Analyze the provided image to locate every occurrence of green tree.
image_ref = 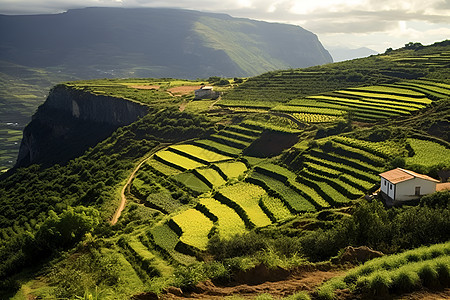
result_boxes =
[35,206,100,249]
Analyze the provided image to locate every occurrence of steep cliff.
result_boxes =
[16,85,149,167]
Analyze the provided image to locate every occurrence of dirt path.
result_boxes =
[111,144,169,225]
[159,269,346,299]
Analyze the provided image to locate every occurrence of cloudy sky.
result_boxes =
[1,0,449,53]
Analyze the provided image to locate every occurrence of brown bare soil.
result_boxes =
[395,288,450,300]
[158,267,346,299]
[168,85,202,96]
[131,85,160,90]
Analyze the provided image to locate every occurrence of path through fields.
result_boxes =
[111,143,169,225]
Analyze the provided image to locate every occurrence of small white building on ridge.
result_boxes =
[194,86,220,100]
[379,168,440,202]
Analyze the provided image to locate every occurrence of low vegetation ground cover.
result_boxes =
[406,138,450,167]
[316,241,450,299]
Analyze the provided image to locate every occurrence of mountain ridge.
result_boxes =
[0,7,332,78]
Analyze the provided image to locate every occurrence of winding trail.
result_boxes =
[111,143,169,225]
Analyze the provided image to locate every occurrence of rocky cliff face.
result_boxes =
[16,85,149,167]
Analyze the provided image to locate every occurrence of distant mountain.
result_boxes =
[327,46,378,62]
[0,7,332,78]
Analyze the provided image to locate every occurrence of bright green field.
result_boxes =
[169,144,233,163]
[171,209,214,250]
[171,172,210,193]
[214,161,247,179]
[196,168,226,188]
[406,139,450,167]
[198,197,247,238]
[218,182,272,228]
[154,150,205,170]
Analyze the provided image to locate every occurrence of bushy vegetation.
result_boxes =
[316,241,450,299]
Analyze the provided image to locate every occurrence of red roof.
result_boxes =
[379,168,439,184]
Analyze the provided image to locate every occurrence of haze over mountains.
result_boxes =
[0,7,332,79]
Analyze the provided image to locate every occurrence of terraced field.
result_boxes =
[196,197,247,238]
[171,208,214,250]
[216,182,272,228]
[272,80,445,123]
[406,138,450,167]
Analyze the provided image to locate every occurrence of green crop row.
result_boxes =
[247,172,316,212]
[322,140,386,167]
[196,197,247,239]
[154,150,205,171]
[193,139,242,157]
[309,149,383,173]
[171,208,214,251]
[346,84,426,97]
[335,90,433,104]
[255,163,297,182]
[300,169,362,199]
[311,95,420,113]
[303,154,379,182]
[209,134,250,149]
[286,178,330,209]
[171,172,210,194]
[240,119,302,134]
[216,100,278,109]
[169,144,233,164]
[212,161,247,180]
[332,136,407,159]
[216,182,272,228]
[194,168,227,188]
[316,98,404,118]
[218,130,256,143]
[304,161,341,178]
[146,159,182,176]
[293,113,343,123]
[308,176,350,205]
[272,105,347,116]
[226,125,262,137]
[259,194,294,223]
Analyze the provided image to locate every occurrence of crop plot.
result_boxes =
[197,197,247,238]
[154,150,205,171]
[213,161,247,179]
[406,138,450,167]
[149,223,197,265]
[171,208,214,250]
[168,144,233,164]
[195,168,226,188]
[171,172,210,194]
[217,182,272,228]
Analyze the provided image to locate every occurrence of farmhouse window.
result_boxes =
[384,180,386,186]
[415,186,421,196]
[390,183,392,190]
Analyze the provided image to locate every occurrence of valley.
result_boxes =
[0,41,449,299]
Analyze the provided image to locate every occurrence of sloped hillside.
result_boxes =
[1,41,449,299]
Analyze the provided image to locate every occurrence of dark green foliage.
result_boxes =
[35,206,100,250]
[207,232,269,260]
[420,191,450,208]
[299,199,450,261]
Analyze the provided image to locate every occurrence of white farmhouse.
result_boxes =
[379,168,439,202]
[194,86,220,100]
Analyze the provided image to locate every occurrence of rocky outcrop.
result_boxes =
[16,85,149,167]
